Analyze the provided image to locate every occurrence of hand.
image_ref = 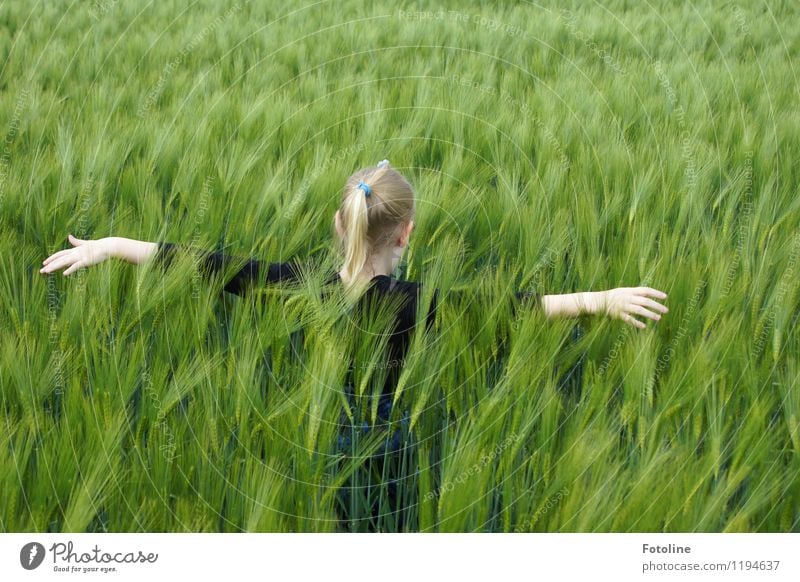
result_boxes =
[40,234,114,276]
[600,287,668,329]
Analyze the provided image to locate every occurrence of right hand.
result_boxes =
[40,234,114,276]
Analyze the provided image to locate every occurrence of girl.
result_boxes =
[39,161,668,326]
[40,160,668,530]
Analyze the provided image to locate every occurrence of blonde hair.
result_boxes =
[337,162,415,293]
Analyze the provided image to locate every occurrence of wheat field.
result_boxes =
[0,0,798,532]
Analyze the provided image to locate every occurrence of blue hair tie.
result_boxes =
[357,180,372,197]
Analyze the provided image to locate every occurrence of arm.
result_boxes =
[540,287,668,329]
[109,237,159,265]
[40,234,299,296]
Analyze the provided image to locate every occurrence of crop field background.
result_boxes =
[0,0,798,532]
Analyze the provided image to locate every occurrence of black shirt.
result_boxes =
[154,241,540,414]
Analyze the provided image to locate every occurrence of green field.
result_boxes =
[1,0,799,532]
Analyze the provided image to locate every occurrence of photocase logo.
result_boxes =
[20,542,45,570]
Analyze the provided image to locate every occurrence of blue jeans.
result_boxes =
[334,390,415,531]
[336,393,411,456]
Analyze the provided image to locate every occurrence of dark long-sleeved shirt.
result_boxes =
[154,241,540,412]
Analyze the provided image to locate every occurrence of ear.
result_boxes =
[398,219,414,247]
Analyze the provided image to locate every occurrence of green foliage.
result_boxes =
[0,0,798,532]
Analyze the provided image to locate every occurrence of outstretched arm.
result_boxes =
[541,287,668,329]
[40,234,299,296]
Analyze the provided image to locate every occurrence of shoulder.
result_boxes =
[384,276,423,294]
[370,275,432,300]
[372,276,438,329]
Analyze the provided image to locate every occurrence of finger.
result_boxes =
[62,260,85,276]
[631,296,669,314]
[626,304,661,322]
[40,255,77,274]
[42,248,71,266]
[636,287,667,300]
[621,312,646,329]
[68,234,86,246]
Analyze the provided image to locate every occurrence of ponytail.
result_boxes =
[341,185,370,289]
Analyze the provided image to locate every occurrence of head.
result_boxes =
[333,161,415,289]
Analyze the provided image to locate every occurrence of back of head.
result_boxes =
[337,162,415,292]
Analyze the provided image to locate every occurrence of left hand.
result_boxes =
[600,287,669,329]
